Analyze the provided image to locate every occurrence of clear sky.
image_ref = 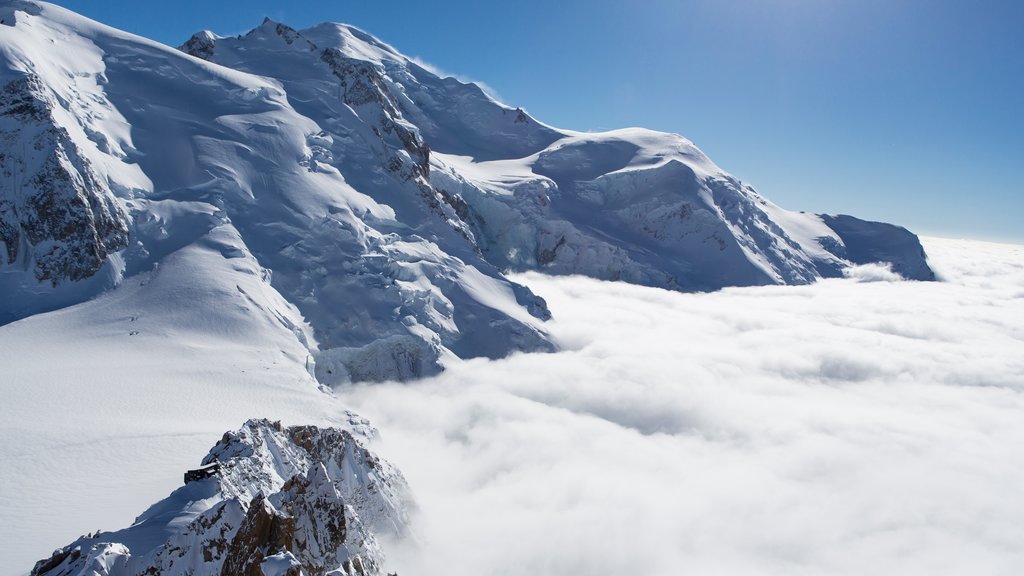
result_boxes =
[50,0,1023,242]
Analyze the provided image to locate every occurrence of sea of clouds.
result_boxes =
[338,237,1024,576]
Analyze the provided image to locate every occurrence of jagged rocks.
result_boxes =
[137,498,247,575]
[319,48,430,180]
[31,419,411,576]
[0,73,128,286]
[180,30,217,60]
[220,493,296,576]
[32,543,130,576]
[257,18,304,46]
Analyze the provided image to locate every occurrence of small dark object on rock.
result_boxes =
[183,462,221,484]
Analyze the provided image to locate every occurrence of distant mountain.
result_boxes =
[0,0,932,387]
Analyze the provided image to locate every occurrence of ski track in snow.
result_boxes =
[2,236,1023,575]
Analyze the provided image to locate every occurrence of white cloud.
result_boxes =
[842,262,904,282]
[339,237,1024,576]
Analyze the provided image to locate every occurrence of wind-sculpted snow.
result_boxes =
[0,2,552,382]
[434,130,920,291]
[192,19,910,293]
[0,1,933,383]
[31,419,411,576]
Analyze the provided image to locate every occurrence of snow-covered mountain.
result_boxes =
[30,419,411,576]
[0,1,932,384]
[0,2,945,573]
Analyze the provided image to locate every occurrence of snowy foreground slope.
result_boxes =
[0,1,932,384]
[30,419,410,576]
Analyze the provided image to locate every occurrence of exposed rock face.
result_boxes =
[180,30,217,60]
[320,47,430,179]
[31,419,411,576]
[821,214,936,281]
[219,493,296,576]
[0,73,128,285]
[0,5,555,383]
[144,499,247,574]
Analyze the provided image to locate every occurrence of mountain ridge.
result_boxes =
[2,3,938,574]
[0,1,933,387]
[30,419,412,576]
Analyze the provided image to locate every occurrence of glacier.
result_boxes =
[0,2,951,574]
[0,1,931,384]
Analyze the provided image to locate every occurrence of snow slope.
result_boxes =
[0,1,932,386]
[193,17,933,291]
[0,2,552,385]
[30,419,410,576]
[0,240,356,573]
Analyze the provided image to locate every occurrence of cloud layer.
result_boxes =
[338,237,1024,576]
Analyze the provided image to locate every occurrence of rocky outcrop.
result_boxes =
[219,493,296,576]
[320,47,430,182]
[0,73,128,285]
[180,30,217,60]
[820,214,936,281]
[31,419,411,576]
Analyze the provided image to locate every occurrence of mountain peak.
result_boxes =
[30,419,411,576]
[1,1,933,379]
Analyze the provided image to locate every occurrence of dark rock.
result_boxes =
[0,74,129,286]
[179,30,216,60]
[220,493,296,576]
[820,214,935,281]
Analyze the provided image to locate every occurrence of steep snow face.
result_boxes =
[0,74,128,287]
[30,419,411,576]
[0,2,933,379]
[0,18,136,322]
[194,19,564,162]
[0,2,553,382]
[821,214,935,281]
[432,129,921,291]
[190,18,929,292]
[452,129,935,289]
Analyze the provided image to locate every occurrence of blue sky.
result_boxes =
[53,0,1023,242]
